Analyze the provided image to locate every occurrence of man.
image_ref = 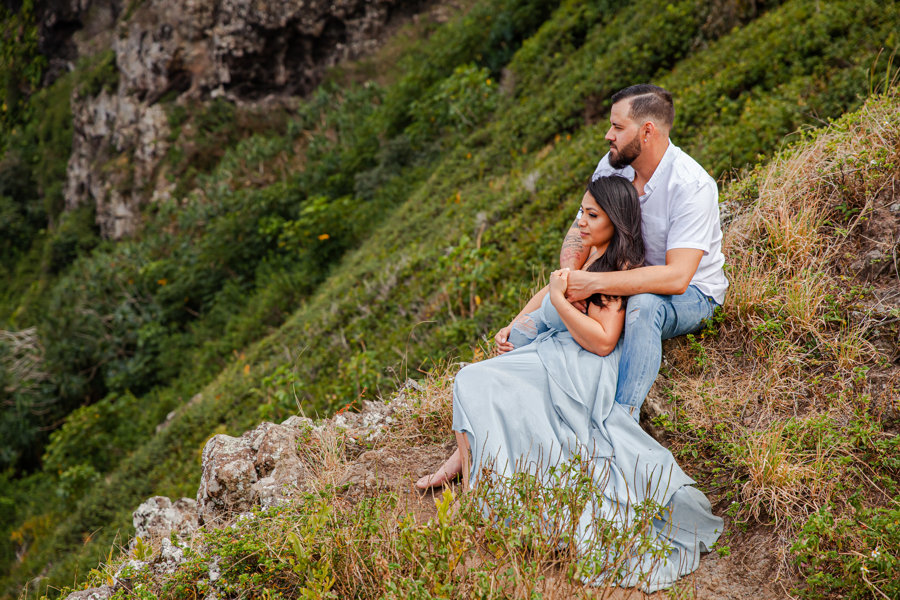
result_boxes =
[558,84,727,419]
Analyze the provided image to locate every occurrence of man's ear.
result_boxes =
[641,121,655,143]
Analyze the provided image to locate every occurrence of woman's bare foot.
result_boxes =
[415,447,463,489]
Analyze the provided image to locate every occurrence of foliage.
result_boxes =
[407,64,499,142]
[75,50,118,98]
[792,503,900,600]
[165,98,289,198]
[0,63,75,266]
[654,93,900,597]
[1,0,899,597]
[71,455,682,599]
[0,0,45,145]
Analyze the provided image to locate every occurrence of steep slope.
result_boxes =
[54,92,900,598]
[1,0,898,597]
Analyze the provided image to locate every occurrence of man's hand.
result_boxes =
[564,270,601,302]
[494,325,514,354]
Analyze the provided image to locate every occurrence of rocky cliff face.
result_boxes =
[33,0,426,238]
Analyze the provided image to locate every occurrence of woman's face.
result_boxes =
[577,190,615,251]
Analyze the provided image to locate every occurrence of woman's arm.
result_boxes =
[549,270,624,356]
[494,285,550,353]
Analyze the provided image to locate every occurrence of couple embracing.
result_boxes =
[416,84,727,591]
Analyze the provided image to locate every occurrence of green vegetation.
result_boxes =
[0,0,45,140]
[1,0,898,597]
[793,504,900,599]
[82,471,672,599]
[52,377,712,598]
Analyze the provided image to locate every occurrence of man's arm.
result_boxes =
[560,223,591,270]
[564,248,704,301]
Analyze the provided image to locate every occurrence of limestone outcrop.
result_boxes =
[132,496,199,544]
[196,419,309,524]
[47,0,427,238]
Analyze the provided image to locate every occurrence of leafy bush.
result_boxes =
[42,392,163,477]
[42,206,100,274]
[408,64,499,141]
[0,154,41,258]
[0,0,45,142]
[793,504,900,599]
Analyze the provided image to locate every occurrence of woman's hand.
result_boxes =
[549,268,570,298]
[494,324,514,354]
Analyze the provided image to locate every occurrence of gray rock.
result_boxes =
[64,585,112,600]
[251,476,283,509]
[113,559,148,590]
[208,555,222,582]
[639,381,670,442]
[155,538,186,574]
[196,421,307,524]
[114,559,147,578]
[64,88,170,239]
[59,0,425,239]
[132,496,199,543]
[196,433,258,524]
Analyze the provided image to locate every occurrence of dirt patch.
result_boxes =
[688,523,796,600]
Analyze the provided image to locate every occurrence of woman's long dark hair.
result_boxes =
[583,175,645,309]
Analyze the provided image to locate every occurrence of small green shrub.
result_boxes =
[407,64,499,143]
[793,503,900,599]
[43,206,100,274]
[75,50,118,98]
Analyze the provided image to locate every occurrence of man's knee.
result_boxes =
[624,293,666,329]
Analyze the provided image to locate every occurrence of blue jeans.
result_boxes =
[614,286,717,419]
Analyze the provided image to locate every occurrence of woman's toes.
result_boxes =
[415,473,437,489]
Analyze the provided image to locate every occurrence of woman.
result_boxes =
[416,175,722,591]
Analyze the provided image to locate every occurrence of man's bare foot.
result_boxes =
[415,447,463,489]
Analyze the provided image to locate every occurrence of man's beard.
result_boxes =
[609,135,641,169]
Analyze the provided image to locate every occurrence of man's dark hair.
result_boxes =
[610,84,674,130]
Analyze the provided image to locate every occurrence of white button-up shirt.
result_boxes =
[591,141,728,304]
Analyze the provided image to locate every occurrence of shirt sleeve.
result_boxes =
[666,179,718,255]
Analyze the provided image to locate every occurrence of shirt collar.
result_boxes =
[643,139,676,196]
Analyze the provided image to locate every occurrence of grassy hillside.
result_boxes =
[1,0,898,596]
[51,93,900,598]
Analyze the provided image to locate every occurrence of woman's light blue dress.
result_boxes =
[453,294,722,592]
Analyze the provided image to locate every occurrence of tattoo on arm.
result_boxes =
[560,226,589,269]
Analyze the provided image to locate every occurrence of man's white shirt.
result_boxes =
[591,141,728,304]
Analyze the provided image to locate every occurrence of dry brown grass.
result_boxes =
[734,422,838,527]
[111,95,898,600]
[660,92,900,535]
